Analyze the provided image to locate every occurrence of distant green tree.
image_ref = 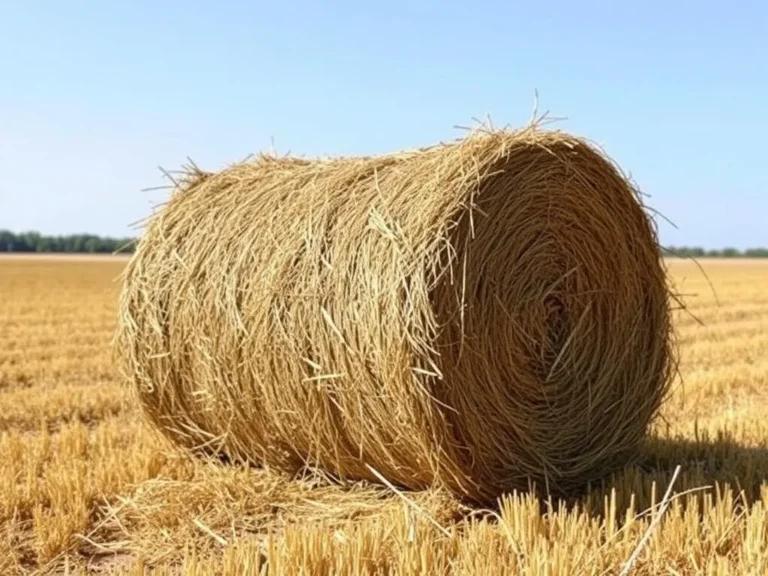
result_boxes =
[20,231,39,252]
[50,236,65,252]
[35,237,51,252]
[0,230,13,251]
[71,235,86,252]
[83,237,100,253]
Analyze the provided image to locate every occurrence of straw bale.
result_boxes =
[117,125,673,501]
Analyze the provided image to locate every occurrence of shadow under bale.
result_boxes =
[116,125,674,503]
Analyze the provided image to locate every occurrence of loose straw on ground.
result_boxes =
[619,464,682,575]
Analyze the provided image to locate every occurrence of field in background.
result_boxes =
[1,257,768,575]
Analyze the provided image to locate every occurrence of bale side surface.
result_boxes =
[117,127,673,501]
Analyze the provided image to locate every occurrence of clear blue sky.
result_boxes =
[1,1,765,248]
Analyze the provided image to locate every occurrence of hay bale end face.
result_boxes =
[117,127,673,502]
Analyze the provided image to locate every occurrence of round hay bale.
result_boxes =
[117,126,673,502]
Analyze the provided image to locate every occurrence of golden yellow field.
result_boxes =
[2,255,768,575]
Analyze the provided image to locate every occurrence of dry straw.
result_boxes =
[116,123,674,502]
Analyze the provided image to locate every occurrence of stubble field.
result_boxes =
[1,255,767,575]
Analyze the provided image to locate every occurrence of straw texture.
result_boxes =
[116,126,673,502]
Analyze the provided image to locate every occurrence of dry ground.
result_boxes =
[1,256,767,575]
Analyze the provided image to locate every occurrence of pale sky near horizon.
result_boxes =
[1,1,765,248]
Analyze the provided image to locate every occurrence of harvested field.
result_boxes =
[2,256,768,574]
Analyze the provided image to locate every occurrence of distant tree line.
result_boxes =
[0,229,765,257]
[0,230,136,254]
[664,246,768,258]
